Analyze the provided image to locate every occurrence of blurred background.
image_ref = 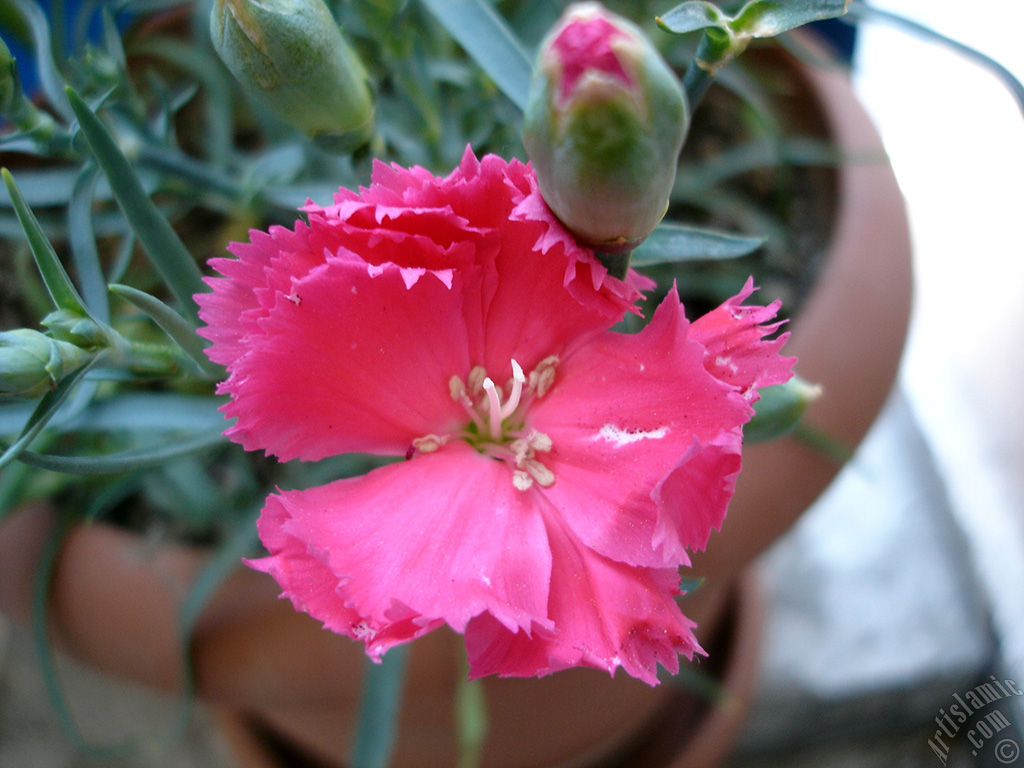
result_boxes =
[730,0,1024,764]
[1,0,1022,766]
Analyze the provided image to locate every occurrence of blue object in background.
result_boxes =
[1,0,112,98]
[811,17,859,65]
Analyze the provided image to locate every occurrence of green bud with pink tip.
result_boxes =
[522,2,688,254]
[211,0,374,148]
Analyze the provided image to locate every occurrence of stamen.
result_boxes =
[530,430,553,453]
[528,356,559,398]
[525,459,555,487]
[467,366,488,395]
[449,375,466,401]
[512,470,534,491]
[412,434,447,453]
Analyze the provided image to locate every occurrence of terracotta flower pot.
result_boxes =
[0,31,911,768]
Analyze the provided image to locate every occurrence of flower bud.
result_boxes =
[744,375,822,443]
[0,329,91,399]
[211,0,374,147]
[522,2,688,253]
[41,308,108,347]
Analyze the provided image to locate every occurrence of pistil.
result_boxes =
[482,360,526,440]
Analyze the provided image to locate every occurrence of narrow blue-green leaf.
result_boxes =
[0,359,97,472]
[0,166,97,208]
[109,284,221,378]
[66,87,207,324]
[350,647,410,768]
[2,168,88,315]
[7,0,73,120]
[68,163,111,323]
[4,428,226,475]
[0,393,226,436]
[418,0,532,112]
[631,223,765,266]
[100,5,128,73]
[846,0,1024,118]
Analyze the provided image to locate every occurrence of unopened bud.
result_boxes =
[744,376,822,443]
[0,329,91,399]
[211,0,374,147]
[42,308,107,347]
[523,2,688,253]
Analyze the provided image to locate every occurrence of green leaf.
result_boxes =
[2,168,89,315]
[109,284,221,378]
[657,1,728,36]
[4,428,226,475]
[418,0,532,112]
[631,223,765,267]
[659,0,849,39]
[68,163,111,323]
[732,0,850,38]
[66,87,207,325]
[350,647,410,768]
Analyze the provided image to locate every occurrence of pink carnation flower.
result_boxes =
[197,149,794,685]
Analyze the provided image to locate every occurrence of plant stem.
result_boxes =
[683,60,715,114]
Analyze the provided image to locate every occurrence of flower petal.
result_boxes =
[219,256,472,461]
[247,494,443,660]
[688,278,795,399]
[249,441,554,660]
[529,290,751,568]
[465,507,700,685]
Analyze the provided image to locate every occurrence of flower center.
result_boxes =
[412,357,559,492]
